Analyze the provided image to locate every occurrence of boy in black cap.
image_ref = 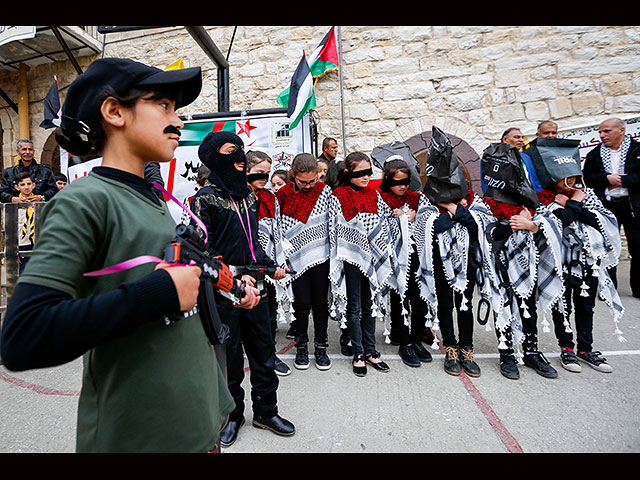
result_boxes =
[0,58,259,453]
[192,130,294,448]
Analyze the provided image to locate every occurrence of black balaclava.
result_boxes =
[198,131,251,198]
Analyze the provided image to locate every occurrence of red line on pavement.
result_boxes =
[434,336,524,453]
[244,340,296,372]
[0,371,80,397]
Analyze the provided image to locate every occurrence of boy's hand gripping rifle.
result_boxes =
[163,223,245,346]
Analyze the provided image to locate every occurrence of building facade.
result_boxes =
[1,25,639,177]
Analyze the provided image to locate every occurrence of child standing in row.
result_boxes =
[529,138,625,374]
[378,160,433,367]
[482,142,564,380]
[246,150,291,377]
[275,153,333,371]
[329,152,397,377]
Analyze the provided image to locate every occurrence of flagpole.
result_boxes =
[338,26,347,157]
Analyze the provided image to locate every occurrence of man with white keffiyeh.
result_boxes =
[583,117,640,299]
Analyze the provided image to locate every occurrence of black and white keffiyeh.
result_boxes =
[275,184,333,316]
[413,194,491,341]
[549,188,626,342]
[256,196,292,322]
[479,201,566,352]
[601,134,631,175]
[328,190,398,330]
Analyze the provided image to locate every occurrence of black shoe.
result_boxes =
[499,353,520,380]
[294,343,310,370]
[314,344,332,371]
[353,354,367,377]
[459,347,481,377]
[523,351,558,378]
[412,341,433,363]
[274,356,291,376]
[444,346,461,376]
[252,414,295,437]
[220,417,245,447]
[577,350,613,373]
[365,351,390,372]
[399,345,421,368]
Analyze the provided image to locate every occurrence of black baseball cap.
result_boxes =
[60,57,202,143]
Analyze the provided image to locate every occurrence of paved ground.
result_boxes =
[1,260,638,453]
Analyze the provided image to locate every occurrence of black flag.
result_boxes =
[40,77,61,129]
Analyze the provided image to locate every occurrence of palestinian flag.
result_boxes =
[277,26,338,111]
[308,26,339,79]
[281,53,316,130]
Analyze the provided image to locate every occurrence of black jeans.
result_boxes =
[344,262,376,357]
[433,247,476,349]
[604,197,640,296]
[217,297,279,422]
[494,294,539,354]
[389,250,428,346]
[291,261,330,345]
[551,271,598,353]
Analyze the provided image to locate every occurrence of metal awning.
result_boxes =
[0,26,103,73]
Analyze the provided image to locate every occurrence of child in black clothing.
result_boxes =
[378,160,433,367]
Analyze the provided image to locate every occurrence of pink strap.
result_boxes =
[83,183,206,277]
[83,255,193,277]
[152,182,208,245]
[230,196,257,262]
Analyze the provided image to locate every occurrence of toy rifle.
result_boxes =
[163,223,246,348]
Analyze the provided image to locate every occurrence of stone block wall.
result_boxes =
[2,25,639,166]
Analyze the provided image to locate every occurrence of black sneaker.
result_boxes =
[399,345,421,368]
[459,347,481,377]
[499,353,520,380]
[314,344,332,371]
[412,341,433,363]
[523,351,558,378]
[294,344,310,370]
[559,347,582,373]
[274,356,291,376]
[444,346,461,376]
[577,350,612,373]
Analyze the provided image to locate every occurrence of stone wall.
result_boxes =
[2,25,639,166]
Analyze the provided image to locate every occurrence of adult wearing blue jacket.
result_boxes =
[481,127,543,194]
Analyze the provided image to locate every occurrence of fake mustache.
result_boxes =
[164,125,181,137]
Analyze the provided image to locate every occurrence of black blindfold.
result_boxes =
[346,168,373,179]
[247,172,270,182]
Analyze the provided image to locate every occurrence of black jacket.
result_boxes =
[583,137,640,211]
[190,183,275,269]
[0,160,58,202]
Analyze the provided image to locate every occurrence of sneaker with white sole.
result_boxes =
[560,347,582,373]
[274,356,291,376]
[294,344,310,370]
[577,350,612,373]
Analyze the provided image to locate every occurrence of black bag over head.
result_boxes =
[527,137,583,189]
[371,141,422,191]
[482,142,539,209]
[423,126,468,204]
